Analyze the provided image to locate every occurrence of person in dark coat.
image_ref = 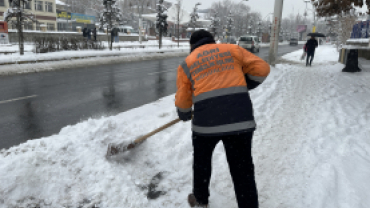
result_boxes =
[87,28,91,40]
[305,36,318,66]
[82,27,88,39]
[92,28,97,41]
[110,28,115,43]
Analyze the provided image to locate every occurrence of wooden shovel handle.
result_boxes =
[133,118,182,145]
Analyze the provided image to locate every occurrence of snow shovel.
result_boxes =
[106,118,181,157]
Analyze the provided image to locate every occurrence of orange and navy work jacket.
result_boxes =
[175,43,270,136]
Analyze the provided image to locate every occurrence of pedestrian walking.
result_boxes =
[82,27,88,40]
[114,28,119,43]
[93,28,97,41]
[305,36,318,66]
[110,28,115,43]
[175,30,270,208]
[87,28,91,40]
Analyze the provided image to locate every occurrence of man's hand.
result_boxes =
[177,109,192,122]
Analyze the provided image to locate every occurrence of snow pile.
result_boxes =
[281,44,339,64]
[55,0,66,5]
[0,44,34,53]
[0,47,188,65]
[347,39,370,44]
[1,49,370,207]
[103,40,190,47]
[0,51,188,76]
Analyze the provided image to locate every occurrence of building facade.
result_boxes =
[122,0,172,14]
[0,0,57,31]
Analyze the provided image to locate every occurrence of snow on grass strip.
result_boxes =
[0,51,189,76]
[0,47,189,65]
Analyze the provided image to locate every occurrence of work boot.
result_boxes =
[188,194,208,208]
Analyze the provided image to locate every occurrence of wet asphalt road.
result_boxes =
[0,44,302,149]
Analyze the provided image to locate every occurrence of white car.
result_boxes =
[238,36,260,53]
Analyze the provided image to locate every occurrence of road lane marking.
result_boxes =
[148,70,174,75]
[0,95,38,105]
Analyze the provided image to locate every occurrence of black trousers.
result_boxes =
[192,131,258,208]
[306,51,315,65]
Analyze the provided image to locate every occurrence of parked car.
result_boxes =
[221,36,237,44]
[289,38,298,45]
[238,36,260,53]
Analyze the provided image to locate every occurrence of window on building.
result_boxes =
[35,1,43,11]
[24,1,32,9]
[36,22,44,30]
[47,23,55,31]
[0,0,5,7]
[25,22,33,30]
[45,2,53,12]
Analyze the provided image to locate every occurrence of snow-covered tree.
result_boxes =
[208,0,259,38]
[4,0,38,55]
[311,0,370,17]
[189,3,201,31]
[99,0,124,50]
[312,0,366,49]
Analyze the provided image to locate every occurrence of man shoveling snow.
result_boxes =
[175,30,270,208]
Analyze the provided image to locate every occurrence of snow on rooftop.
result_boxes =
[56,0,66,6]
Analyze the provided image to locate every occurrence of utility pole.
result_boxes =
[268,0,284,66]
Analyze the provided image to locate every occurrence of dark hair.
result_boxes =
[190,30,215,45]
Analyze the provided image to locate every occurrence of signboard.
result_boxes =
[0,21,9,44]
[57,10,71,20]
[71,13,96,24]
[297,25,307,33]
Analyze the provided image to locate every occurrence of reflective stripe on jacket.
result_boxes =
[175,43,270,136]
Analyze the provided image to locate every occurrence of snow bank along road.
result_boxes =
[1,45,369,208]
[0,45,303,149]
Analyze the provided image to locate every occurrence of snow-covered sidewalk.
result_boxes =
[1,46,370,208]
[281,44,339,64]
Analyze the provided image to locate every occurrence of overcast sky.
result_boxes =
[167,0,312,19]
